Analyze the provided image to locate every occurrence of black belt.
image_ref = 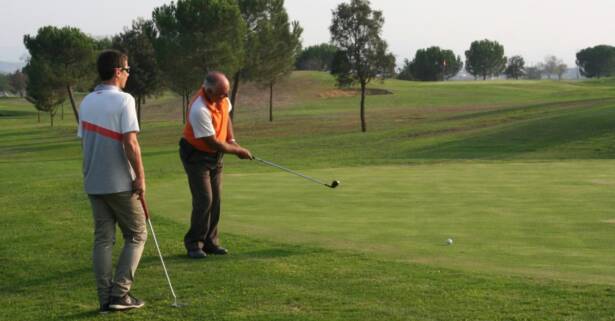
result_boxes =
[179,138,221,163]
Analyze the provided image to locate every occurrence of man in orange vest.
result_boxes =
[179,71,252,259]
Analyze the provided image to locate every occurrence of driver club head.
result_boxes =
[327,180,340,188]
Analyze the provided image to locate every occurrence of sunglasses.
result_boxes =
[117,66,131,73]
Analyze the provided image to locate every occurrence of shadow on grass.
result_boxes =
[140,246,313,267]
[0,267,92,295]
[0,109,35,118]
[406,103,615,160]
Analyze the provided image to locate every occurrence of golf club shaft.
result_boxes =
[254,156,326,186]
[140,198,178,304]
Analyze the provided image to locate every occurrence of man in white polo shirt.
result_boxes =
[78,50,147,313]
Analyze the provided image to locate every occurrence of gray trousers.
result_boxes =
[89,192,147,306]
[180,143,223,252]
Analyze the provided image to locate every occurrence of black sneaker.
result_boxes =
[109,293,145,310]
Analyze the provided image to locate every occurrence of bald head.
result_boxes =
[203,71,230,102]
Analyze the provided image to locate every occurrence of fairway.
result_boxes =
[208,162,615,284]
[3,73,615,320]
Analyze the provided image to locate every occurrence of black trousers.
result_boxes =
[179,139,224,252]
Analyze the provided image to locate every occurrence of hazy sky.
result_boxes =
[1,0,614,66]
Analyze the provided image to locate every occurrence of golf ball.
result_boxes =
[446,238,453,245]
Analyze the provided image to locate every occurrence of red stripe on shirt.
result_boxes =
[82,121,123,141]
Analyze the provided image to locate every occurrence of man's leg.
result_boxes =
[89,195,116,308]
[204,165,223,251]
[105,192,147,299]
[182,161,214,252]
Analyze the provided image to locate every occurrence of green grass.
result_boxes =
[2,74,615,320]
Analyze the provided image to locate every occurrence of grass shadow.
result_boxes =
[407,103,615,160]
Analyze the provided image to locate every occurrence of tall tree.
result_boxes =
[330,0,393,132]
[113,18,164,125]
[504,55,525,80]
[465,39,506,80]
[153,0,245,123]
[23,57,66,127]
[23,26,96,124]
[295,43,338,71]
[576,45,615,78]
[399,46,462,81]
[252,0,302,122]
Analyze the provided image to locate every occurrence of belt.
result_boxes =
[180,138,220,158]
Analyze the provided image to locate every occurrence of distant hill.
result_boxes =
[0,61,25,74]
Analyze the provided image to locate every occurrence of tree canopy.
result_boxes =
[23,26,96,123]
[399,46,462,81]
[504,55,525,80]
[153,0,246,123]
[576,45,615,78]
[23,57,66,127]
[465,39,506,80]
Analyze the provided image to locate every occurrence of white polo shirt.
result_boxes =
[78,84,139,194]
[188,96,233,138]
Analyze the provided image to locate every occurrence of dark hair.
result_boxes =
[97,50,128,81]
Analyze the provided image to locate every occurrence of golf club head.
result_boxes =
[327,180,340,188]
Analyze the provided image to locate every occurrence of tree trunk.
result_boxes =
[66,85,79,124]
[360,82,367,132]
[50,111,54,128]
[269,81,274,122]
[37,111,40,123]
[230,71,241,120]
[61,103,64,120]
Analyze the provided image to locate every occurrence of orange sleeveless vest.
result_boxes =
[183,88,229,153]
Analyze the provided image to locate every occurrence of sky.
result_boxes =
[1,0,614,66]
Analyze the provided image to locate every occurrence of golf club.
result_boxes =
[253,156,340,189]
[139,197,185,308]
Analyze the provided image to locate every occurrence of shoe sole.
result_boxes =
[109,303,145,310]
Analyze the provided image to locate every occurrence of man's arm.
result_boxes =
[202,130,252,160]
[123,132,146,197]
[226,116,236,144]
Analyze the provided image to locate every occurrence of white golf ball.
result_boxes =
[446,238,453,245]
